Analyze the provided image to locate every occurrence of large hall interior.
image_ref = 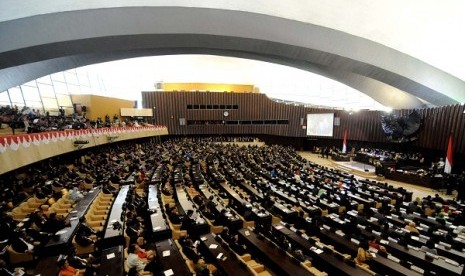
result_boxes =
[1,1,465,276]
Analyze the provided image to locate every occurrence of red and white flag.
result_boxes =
[444,134,453,174]
[342,130,347,154]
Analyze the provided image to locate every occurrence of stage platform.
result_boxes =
[331,159,382,180]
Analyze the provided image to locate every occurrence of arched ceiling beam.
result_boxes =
[0,7,463,108]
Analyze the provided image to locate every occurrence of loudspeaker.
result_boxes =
[300,118,304,125]
[334,117,340,126]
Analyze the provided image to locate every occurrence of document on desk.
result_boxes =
[106,253,115,259]
[445,258,460,266]
[201,236,208,241]
[411,265,424,274]
[162,250,170,257]
[55,229,67,235]
[209,244,218,249]
[164,269,174,276]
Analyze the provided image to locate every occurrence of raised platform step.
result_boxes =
[331,160,377,179]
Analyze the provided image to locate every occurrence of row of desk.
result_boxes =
[102,185,129,249]
[147,185,171,241]
[199,184,243,231]
[272,224,369,276]
[237,228,311,276]
[199,233,251,276]
[324,211,464,275]
[218,181,272,225]
[43,187,101,256]
[174,183,210,235]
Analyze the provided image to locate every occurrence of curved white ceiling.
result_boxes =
[1,0,464,108]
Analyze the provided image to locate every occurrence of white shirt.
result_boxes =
[126,253,145,271]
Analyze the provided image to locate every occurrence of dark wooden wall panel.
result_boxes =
[142,92,465,154]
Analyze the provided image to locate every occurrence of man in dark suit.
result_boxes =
[10,230,34,254]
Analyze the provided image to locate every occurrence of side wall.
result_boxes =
[143,92,465,154]
[71,94,135,120]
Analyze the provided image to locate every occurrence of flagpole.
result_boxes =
[444,133,453,174]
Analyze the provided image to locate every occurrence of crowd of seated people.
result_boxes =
[357,147,424,163]
[2,137,465,275]
[0,104,156,135]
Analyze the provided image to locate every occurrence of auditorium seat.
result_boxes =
[238,253,271,276]
[56,198,73,209]
[85,214,105,225]
[49,205,69,216]
[19,202,36,213]
[7,245,34,264]
[300,260,328,276]
[9,207,28,221]
[72,236,95,255]
[86,211,105,221]
[185,260,197,275]
[85,220,103,232]
[26,197,46,209]
[168,220,187,240]
[82,182,94,191]
[356,263,376,275]
[88,208,108,219]
[271,215,281,225]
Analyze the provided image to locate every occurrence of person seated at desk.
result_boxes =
[408,201,423,214]
[161,182,174,196]
[437,158,445,172]
[101,181,117,195]
[42,212,70,234]
[57,258,79,276]
[126,213,144,241]
[368,236,387,253]
[75,226,96,247]
[68,186,84,202]
[213,209,228,226]
[294,249,311,262]
[181,239,199,261]
[192,255,217,276]
[405,221,420,235]
[0,214,15,241]
[242,206,253,221]
[432,194,445,204]
[126,244,160,275]
[0,256,20,276]
[181,210,196,233]
[355,240,373,266]
[168,207,182,224]
[421,239,438,255]
[66,247,100,276]
[10,229,35,254]
[436,212,446,226]
[135,236,155,260]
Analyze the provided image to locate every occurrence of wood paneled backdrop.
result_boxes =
[142,92,465,154]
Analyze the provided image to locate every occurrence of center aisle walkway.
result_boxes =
[297,151,455,202]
